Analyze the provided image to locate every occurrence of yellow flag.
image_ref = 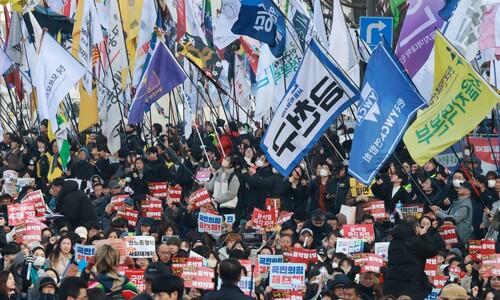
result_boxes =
[71,0,85,57]
[403,31,500,165]
[127,0,143,77]
[78,81,99,132]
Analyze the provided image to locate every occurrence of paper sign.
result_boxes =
[116,209,139,227]
[425,256,438,277]
[258,255,284,277]
[482,254,500,277]
[148,182,168,198]
[283,248,318,265]
[182,266,215,278]
[336,238,364,255]
[17,178,35,189]
[94,239,126,263]
[269,263,306,290]
[13,218,47,244]
[126,269,145,293]
[141,198,163,220]
[401,204,424,219]
[251,208,277,230]
[198,212,222,236]
[185,277,215,290]
[110,195,129,211]
[172,257,204,276]
[190,188,212,209]
[266,198,281,220]
[21,190,47,221]
[353,253,384,273]
[340,205,356,224]
[276,212,294,226]
[75,244,96,262]
[480,240,496,260]
[374,242,389,261]
[343,224,375,240]
[123,236,156,258]
[195,169,212,182]
[8,203,36,226]
[349,178,374,197]
[167,185,183,204]
[439,225,458,245]
[362,200,386,220]
[224,214,236,225]
[3,170,18,184]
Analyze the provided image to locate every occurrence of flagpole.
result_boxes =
[482,120,500,175]
[450,146,482,199]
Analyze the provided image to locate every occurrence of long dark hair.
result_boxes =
[0,271,18,295]
[48,237,74,265]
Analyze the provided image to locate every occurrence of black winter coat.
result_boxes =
[203,283,252,300]
[383,223,438,299]
[56,180,98,228]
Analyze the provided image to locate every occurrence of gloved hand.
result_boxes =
[85,256,96,272]
[21,278,31,293]
[124,256,135,269]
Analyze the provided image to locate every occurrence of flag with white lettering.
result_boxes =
[261,39,360,176]
[349,40,426,185]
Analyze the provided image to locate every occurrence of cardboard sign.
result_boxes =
[401,204,424,219]
[343,224,375,240]
[123,236,156,258]
[251,208,277,230]
[172,257,204,276]
[20,190,47,221]
[110,195,129,211]
[198,212,222,236]
[190,188,212,209]
[269,263,306,290]
[482,254,500,277]
[125,269,145,293]
[141,198,163,220]
[283,248,318,265]
[374,242,389,261]
[336,238,364,255]
[116,209,139,227]
[276,212,294,226]
[350,178,374,197]
[258,255,284,277]
[195,169,212,182]
[340,204,356,224]
[353,253,384,273]
[14,218,47,244]
[167,185,183,204]
[148,182,168,198]
[439,225,458,245]
[8,203,36,226]
[425,256,439,277]
[362,200,386,220]
[75,244,96,262]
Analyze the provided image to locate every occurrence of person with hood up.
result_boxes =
[68,147,95,180]
[83,244,138,298]
[55,179,98,229]
[383,216,438,299]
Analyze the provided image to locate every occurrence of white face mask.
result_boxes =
[464,149,471,156]
[300,163,306,169]
[207,258,217,268]
[255,160,264,167]
[320,169,329,177]
[488,180,496,188]
[453,179,465,188]
[33,256,45,267]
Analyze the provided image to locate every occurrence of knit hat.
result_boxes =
[165,237,181,247]
[39,277,58,292]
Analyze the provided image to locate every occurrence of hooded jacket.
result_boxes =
[56,180,98,228]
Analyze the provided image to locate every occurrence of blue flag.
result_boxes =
[128,43,187,125]
[231,0,286,57]
[348,40,426,185]
[438,0,459,21]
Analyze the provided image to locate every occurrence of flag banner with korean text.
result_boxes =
[348,40,426,185]
[128,43,187,124]
[231,0,286,57]
[261,39,360,176]
[403,31,500,166]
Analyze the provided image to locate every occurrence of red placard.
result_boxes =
[13,218,47,244]
[343,224,375,240]
[429,276,448,289]
[182,266,215,278]
[362,200,386,220]
[272,290,303,300]
[276,212,294,226]
[171,257,204,276]
[439,225,459,245]
[481,240,496,259]
[148,182,168,198]
[190,188,212,209]
[424,256,438,277]
[469,240,482,260]
[282,247,318,265]
[125,269,145,293]
[482,254,500,277]
[20,190,47,222]
[353,253,384,273]
[8,203,36,226]
[116,209,139,227]
[184,278,215,290]
[266,198,281,220]
[110,195,129,211]
[167,185,182,204]
[141,198,163,220]
[251,208,276,231]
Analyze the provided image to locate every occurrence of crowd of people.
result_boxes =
[0,118,498,300]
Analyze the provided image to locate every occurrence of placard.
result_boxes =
[167,185,183,204]
[272,290,303,300]
[20,190,47,222]
[110,195,129,211]
[75,244,96,262]
[283,248,318,265]
[374,242,389,261]
[482,254,500,277]
[172,257,204,276]
[349,178,374,197]
[13,218,47,244]
[336,238,364,255]
[8,203,36,226]
[148,182,168,198]
[276,212,294,226]
[362,200,386,220]
[116,209,139,227]
[190,188,212,209]
[17,178,35,189]
[141,198,163,220]
[425,256,438,277]
[182,266,215,278]
[224,214,236,226]
[269,263,306,290]
[3,170,18,184]
[401,204,424,219]
[195,169,212,182]
[185,277,215,290]
[266,197,281,220]
[123,236,156,258]
[439,225,458,245]
[343,224,375,240]
[352,253,384,273]
[94,239,126,263]
[125,269,145,293]
[340,205,356,224]
[198,212,222,236]
[258,255,284,277]
[251,208,276,231]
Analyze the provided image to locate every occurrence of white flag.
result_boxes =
[35,34,85,131]
[213,0,241,49]
[132,0,157,87]
[313,0,328,47]
[79,0,104,95]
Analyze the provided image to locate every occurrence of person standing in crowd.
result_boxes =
[2,136,24,172]
[371,169,409,213]
[0,271,18,300]
[324,162,351,215]
[151,274,184,300]
[203,156,240,215]
[58,277,88,300]
[384,216,438,299]
[55,180,98,230]
[203,258,252,300]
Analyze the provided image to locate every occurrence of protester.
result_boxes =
[203,258,253,300]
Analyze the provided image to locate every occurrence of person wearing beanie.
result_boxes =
[165,237,181,257]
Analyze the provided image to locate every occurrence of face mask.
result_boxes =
[255,160,264,167]
[300,163,306,169]
[453,179,464,188]
[320,169,328,177]
[33,256,45,267]
[207,258,217,268]
[331,262,338,268]
[38,148,45,152]
[464,149,471,156]
[488,180,496,188]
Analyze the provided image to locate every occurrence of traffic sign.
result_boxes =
[360,17,393,50]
